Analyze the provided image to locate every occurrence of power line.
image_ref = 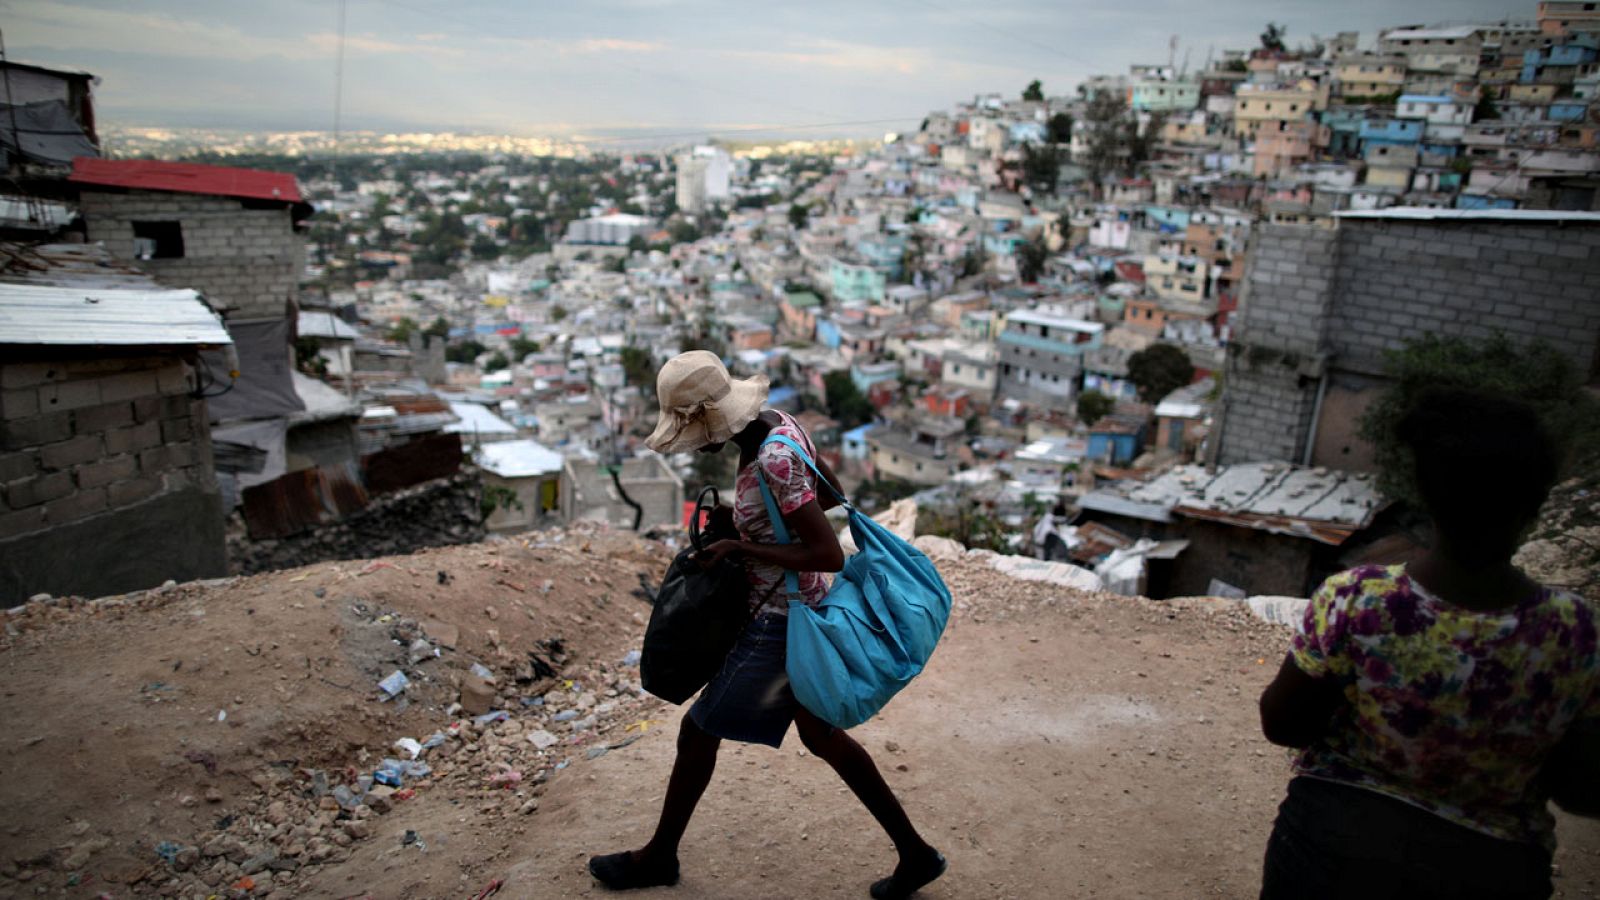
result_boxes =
[575,117,920,146]
[898,0,1082,68]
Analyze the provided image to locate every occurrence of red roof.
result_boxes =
[69,157,304,204]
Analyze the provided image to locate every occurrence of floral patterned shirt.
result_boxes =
[1290,564,1599,847]
[732,410,830,615]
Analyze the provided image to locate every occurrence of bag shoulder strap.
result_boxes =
[758,433,849,507]
[754,464,804,604]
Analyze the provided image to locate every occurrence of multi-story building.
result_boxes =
[1539,1,1600,37]
[1335,56,1408,98]
[1233,82,1330,139]
[1379,25,1485,75]
[1129,77,1201,112]
[996,309,1104,407]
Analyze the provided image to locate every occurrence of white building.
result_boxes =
[564,213,655,245]
[676,146,732,214]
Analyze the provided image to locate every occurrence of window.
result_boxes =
[132,221,184,259]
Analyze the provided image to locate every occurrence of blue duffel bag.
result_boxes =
[755,434,952,729]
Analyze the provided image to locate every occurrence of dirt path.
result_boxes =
[2,533,1597,899]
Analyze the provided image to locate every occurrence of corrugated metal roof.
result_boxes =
[445,400,518,436]
[1121,461,1385,545]
[476,439,564,478]
[297,310,360,341]
[1335,207,1600,222]
[70,158,305,204]
[0,282,232,347]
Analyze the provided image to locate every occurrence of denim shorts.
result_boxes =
[688,613,798,748]
[1261,777,1553,900]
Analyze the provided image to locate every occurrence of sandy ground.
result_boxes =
[1,527,1596,900]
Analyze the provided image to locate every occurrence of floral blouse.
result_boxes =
[731,410,830,615]
[1290,564,1599,847]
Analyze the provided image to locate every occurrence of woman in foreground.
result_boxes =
[1258,387,1599,899]
[589,351,945,898]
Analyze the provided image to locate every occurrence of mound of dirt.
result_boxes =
[2,527,1596,899]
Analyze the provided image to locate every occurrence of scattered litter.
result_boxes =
[377,671,410,697]
[421,731,447,751]
[155,841,182,864]
[526,729,558,750]
[469,663,496,681]
[332,784,362,810]
[621,649,641,667]
[408,638,438,664]
[232,875,256,891]
[215,709,226,723]
[401,829,426,851]
[470,877,505,899]
[552,710,578,722]
[393,737,423,759]
[487,769,522,788]
[586,745,609,760]
[474,710,510,726]
[393,788,416,802]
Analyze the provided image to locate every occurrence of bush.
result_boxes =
[1357,333,1599,507]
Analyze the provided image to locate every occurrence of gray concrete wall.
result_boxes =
[1,353,225,604]
[80,191,305,320]
[1217,218,1600,466]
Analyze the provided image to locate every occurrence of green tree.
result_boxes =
[550,305,569,322]
[1260,22,1287,52]
[1076,389,1114,426]
[483,352,510,373]
[509,336,541,360]
[788,202,809,230]
[1082,90,1131,189]
[1017,233,1050,284]
[445,339,487,364]
[620,345,655,390]
[1357,333,1599,508]
[1022,79,1045,102]
[1047,112,1074,145]
[1475,93,1500,121]
[1022,143,1061,193]
[387,317,420,343]
[1127,343,1194,403]
[425,316,451,338]
[822,370,875,428]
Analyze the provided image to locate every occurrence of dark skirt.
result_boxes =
[1261,776,1553,900]
[688,613,798,748]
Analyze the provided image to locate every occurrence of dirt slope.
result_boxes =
[2,529,1597,900]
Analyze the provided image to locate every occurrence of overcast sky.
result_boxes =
[8,0,1528,140]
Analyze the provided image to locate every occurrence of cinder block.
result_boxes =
[2,363,67,390]
[1,387,39,420]
[75,454,138,488]
[42,486,106,525]
[0,451,38,483]
[2,412,73,451]
[72,399,138,435]
[40,434,103,470]
[4,470,73,509]
[104,421,163,455]
[156,364,192,396]
[37,378,101,412]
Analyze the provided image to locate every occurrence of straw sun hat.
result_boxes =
[644,351,770,454]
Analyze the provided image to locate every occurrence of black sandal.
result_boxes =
[870,849,947,899]
[588,851,681,891]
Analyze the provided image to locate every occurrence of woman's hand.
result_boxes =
[696,539,744,568]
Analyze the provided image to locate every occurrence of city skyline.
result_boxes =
[10,0,1529,141]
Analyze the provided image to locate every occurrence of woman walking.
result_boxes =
[1257,387,1599,899]
[589,351,946,898]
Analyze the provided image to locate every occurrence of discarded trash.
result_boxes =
[394,737,423,759]
[586,746,609,760]
[232,875,256,891]
[470,662,496,681]
[393,788,417,802]
[215,709,227,722]
[470,877,506,900]
[408,638,438,664]
[551,710,578,722]
[487,769,522,788]
[377,671,410,697]
[421,731,447,751]
[155,841,182,864]
[373,770,402,788]
[401,829,426,851]
[474,710,510,726]
[621,649,641,667]
[332,784,362,810]
[526,729,559,750]
[520,696,544,707]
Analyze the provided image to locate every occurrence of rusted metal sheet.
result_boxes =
[241,461,369,539]
[1173,505,1359,547]
[362,432,463,495]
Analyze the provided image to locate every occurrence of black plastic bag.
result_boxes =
[640,486,750,703]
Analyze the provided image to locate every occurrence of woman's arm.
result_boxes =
[1259,653,1346,748]
[813,453,846,512]
[698,497,845,573]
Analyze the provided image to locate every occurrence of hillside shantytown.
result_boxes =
[0,4,1598,895]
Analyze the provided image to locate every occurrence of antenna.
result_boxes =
[1169,35,1179,71]
[332,0,347,171]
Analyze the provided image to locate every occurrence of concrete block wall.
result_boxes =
[1218,217,1600,466]
[80,191,306,320]
[0,355,213,541]
[1329,220,1600,376]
